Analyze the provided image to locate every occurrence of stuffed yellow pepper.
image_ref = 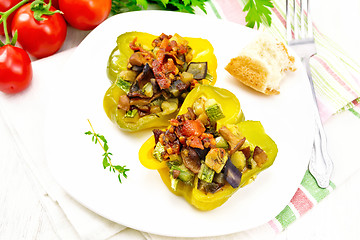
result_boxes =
[104,32,217,131]
[139,85,277,211]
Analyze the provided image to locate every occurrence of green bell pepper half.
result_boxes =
[104,32,218,132]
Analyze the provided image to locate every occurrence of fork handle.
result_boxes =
[302,58,334,188]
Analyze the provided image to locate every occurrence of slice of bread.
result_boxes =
[225,32,296,95]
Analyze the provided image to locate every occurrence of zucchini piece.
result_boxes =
[186,62,207,80]
[124,109,138,118]
[116,77,132,94]
[170,174,179,191]
[215,136,229,149]
[246,157,257,169]
[169,154,182,165]
[205,99,225,122]
[153,142,165,162]
[198,163,215,183]
[170,164,194,183]
[142,82,153,97]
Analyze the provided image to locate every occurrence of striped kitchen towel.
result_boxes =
[268,170,336,232]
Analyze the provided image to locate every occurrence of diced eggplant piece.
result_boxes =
[169,82,181,97]
[194,147,210,160]
[136,63,152,89]
[197,180,222,194]
[174,79,189,91]
[186,62,207,80]
[213,172,226,185]
[150,78,160,94]
[143,62,151,74]
[152,129,164,144]
[129,81,140,93]
[224,159,242,188]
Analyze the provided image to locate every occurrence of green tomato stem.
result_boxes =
[0,0,29,45]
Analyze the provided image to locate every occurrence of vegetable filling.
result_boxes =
[151,97,268,194]
[116,33,211,119]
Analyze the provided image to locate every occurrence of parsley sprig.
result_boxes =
[243,0,274,28]
[85,119,129,183]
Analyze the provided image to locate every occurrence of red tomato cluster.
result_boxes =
[0,0,111,94]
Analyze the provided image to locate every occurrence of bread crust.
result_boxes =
[225,56,280,95]
[225,34,296,95]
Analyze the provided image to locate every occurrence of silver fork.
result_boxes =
[286,0,333,188]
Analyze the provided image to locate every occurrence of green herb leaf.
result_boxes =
[243,0,274,28]
[86,119,129,183]
[103,157,110,168]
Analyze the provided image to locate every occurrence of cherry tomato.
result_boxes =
[0,45,32,94]
[58,0,111,30]
[0,0,21,36]
[11,3,67,59]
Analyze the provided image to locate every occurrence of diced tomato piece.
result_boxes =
[186,136,204,149]
[181,120,205,137]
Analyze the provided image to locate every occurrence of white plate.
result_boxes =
[45,11,314,237]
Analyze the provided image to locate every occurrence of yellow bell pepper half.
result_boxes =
[139,85,277,211]
[104,32,218,132]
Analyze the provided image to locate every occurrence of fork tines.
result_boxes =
[286,0,313,41]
